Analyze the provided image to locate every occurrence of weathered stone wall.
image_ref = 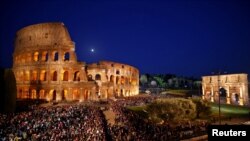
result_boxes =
[202,74,249,106]
[12,22,139,102]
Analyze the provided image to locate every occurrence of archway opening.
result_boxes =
[64,52,70,61]
[95,74,101,80]
[63,71,69,81]
[52,71,57,81]
[62,90,67,100]
[74,71,80,81]
[34,52,39,62]
[52,90,56,101]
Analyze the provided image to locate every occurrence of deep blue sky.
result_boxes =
[0,0,250,77]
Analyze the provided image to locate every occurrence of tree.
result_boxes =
[0,68,17,113]
[140,75,148,87]
[153,76,167,88]
[146,98,196,122]
[192,98,211,118]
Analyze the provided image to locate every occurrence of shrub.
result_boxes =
[146,98,196,122]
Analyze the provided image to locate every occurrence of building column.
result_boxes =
[211,85,214,102]
[68,88,73,101]
[202,84,205,100]
[226,86,230,104]
[239,86,243,106]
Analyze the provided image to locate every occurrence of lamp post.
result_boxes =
[218,72,221,125]
[212,70,223,125]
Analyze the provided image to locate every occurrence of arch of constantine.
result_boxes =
[202,74,249,106]
[12,23,139,101]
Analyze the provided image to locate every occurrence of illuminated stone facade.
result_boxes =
[202,74,249,106]
[12,23,139,101]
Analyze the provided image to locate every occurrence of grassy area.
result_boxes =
[127,101,250,123]
[210,103,250,118]
[161,89,190,96]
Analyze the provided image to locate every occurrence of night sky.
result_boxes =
[0,0,250,77]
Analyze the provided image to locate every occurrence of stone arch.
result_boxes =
[131,79,137,85]
[62,90,67,100]
[52,71,57,81]
[19,71,24,81]
[95,74,101,80]
[42,51,48,61]
[31,89,37,99]
[87,74,93,81]
[39,89,46,99]
[116,76,120,84]
[121,76,125,85]
[116,70,120,75]
[110,75,114,83]
[40,70,47,81]
[74,71,81,81]
[63,71,69,81]
[64,52,70,61]
[73,89,80,100]
[120,89,124,97]
[33,52,39,62]
[231,93,240,105]
[53,51,59,61]
[49,90,57,101]
[32,70,38,81]
[24,70,30,81]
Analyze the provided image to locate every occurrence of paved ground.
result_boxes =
[103,109,116,125]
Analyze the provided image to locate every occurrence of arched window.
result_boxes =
[31,89,36,99]
[116,76,120,84]
[52,71,57,81]
[73,89,80,100]
[63,71,69,81]
[54,52,59,61]
[34,52,39,62]
[74,71,80,81]
[39,89,45,99]
[32,70,38,81]
[64,52,70,61]
[95,74,101,80]
[20,71,24,81]
[110,75,114,83]
[42,51,48,61]
[87,74,93,81]
[121,76,125,84]
[116,70,120,75]
[40,70,47,81]
[24,71,30,81]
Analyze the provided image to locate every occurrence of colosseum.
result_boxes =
[12,22,139,101]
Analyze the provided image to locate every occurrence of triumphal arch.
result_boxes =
[202,74,249,106]
[12,22,139,101]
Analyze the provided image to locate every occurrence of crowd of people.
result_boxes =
[0,105,107,141]
[0,96,209,141]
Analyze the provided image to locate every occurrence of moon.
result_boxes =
[90,48,95,53]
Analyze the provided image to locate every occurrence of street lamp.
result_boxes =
[217,72,221,125]
[212,70,226,125]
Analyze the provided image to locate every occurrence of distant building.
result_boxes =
[12,22,139,101]
[202,73,249,106]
